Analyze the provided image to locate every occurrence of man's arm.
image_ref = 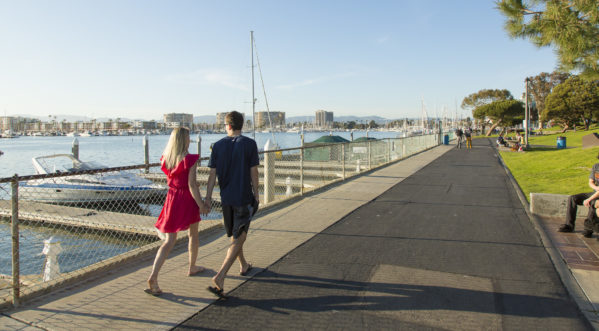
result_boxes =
[584,178,599,206]
[250,165,259,204]
[205,168,217,213]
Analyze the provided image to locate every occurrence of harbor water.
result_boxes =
[0,131,399,179]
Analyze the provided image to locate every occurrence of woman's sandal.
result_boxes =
[144,287,163,296]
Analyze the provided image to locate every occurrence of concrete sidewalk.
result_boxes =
[1,139,598,330]
[0,142,452,330]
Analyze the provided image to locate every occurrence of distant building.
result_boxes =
[163,113,193,129]
[315,110,334,128]
[255,111,285,129]
[132,120,157,130]
[1,116,19,132]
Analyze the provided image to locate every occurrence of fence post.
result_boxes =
[71,138,79,159]
[264,140,275,204]
[11,175,20,308]
[300,134,304,195]
[342,143,345,180]
[143,135,149,173]
[196,135,201,164]
[368,141,371,169]
[387,138,391,163]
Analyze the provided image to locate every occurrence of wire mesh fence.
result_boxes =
[0,133,445,309]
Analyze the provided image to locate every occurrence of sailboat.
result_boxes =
[250,31,279,150]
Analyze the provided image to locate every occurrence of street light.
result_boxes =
[524,77,530,148]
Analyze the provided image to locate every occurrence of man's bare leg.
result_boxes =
[237,246,250,274]
[212,231,247,290]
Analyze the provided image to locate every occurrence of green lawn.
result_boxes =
[499,129,599,200]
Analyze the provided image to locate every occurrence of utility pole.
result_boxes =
[524,77,530,148]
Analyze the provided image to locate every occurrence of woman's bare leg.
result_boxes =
[147,232,177,291]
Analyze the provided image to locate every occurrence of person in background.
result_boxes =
[145,127,207,296]
[465,128,472,149]
[496,133,509,147]
[455,128,463,149]
[205,111,260,298]
[558,151,599,238]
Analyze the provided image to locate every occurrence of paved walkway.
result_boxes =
[1,138,597,330]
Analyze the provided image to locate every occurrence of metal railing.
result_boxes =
[0,133,446,309]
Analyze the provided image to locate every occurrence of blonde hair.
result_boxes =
[162,127,190,169]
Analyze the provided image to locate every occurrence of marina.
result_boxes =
[0,131,404,179]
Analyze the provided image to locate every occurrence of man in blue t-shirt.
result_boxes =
[205,111,259,298]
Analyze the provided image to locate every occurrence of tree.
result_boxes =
[543,76,599,131]
[462,89,514,135]
[461,89,513,111]
[497,0,599,80]
[473,100,525,136]
[526,71,571,128]
[368,120,378,129]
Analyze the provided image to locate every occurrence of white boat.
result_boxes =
[20,154,166,203]
[66,132,80,137]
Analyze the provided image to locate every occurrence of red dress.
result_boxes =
[155,154,201,233]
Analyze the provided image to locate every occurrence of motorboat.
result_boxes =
[20,154,166,204]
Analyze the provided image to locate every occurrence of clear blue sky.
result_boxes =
[0,0,558,121]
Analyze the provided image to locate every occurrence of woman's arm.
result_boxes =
[188,162,204,210]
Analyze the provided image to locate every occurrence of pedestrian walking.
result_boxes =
[456,128,463,149]
[205,111,260,298]
[465,128,472,149]
[145,127,207,296]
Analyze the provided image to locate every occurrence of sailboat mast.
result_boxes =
[251,31,256,140]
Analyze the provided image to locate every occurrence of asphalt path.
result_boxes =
[175,138,591,330]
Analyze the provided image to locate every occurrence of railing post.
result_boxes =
[368,141,371,169]
[342,143,345,180]
[71,138,79,159]
[387,138,393,163]
[143,135,149,173]
[300,134,304,195]
[197,135,201,166]
[264,140,275,204]
[11,175,20,308]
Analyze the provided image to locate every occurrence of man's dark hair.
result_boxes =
[225,111,244,131]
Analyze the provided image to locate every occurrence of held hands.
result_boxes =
[203,197,212,215]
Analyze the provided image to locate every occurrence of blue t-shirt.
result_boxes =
[208,135,259,206]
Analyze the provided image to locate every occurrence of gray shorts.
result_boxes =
[222,202,257,239]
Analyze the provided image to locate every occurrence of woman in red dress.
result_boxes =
[145,127,207,295]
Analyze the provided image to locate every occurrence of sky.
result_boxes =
[0,0,559,121]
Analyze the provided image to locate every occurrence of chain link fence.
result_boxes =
[0,133,445,309]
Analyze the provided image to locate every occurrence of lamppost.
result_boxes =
[524,77,530,148]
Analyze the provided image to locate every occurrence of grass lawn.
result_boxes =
[498,128,599,201]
